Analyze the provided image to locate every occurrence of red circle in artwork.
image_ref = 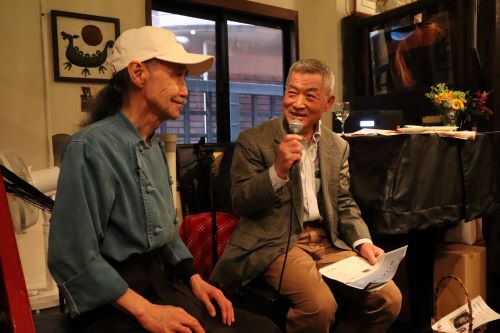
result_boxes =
[81,25,103,46]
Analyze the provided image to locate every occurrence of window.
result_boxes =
[227,21,284,141]
[151,12,217,143]
[148,0,298,143]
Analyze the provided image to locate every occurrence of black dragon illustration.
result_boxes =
[61,31,114,77]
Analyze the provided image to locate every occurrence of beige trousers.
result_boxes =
[263,224,402,333]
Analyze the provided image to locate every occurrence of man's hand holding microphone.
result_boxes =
[274,119,304,180]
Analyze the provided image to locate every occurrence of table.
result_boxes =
[345,133,499,331]
[346,133,498,234]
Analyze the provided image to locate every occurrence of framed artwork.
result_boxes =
[375,0,417,13]
[356,0,376,16]
[51,10,120,83]
[368,12,453,95]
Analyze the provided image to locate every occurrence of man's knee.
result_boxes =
[377,281,403,320]
[295,291,337,325]
[316,293,337,323]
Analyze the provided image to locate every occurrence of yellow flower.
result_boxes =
[451,99,463,110]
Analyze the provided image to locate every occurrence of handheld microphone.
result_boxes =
[289,119,304,135]
[288,119,303,171]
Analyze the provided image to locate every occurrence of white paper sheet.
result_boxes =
[319,245,407,290]
[432,296,500,333]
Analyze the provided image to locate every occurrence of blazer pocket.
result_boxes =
[229,232,258,250]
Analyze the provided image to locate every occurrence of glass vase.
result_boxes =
[457,112,472,131]
[441,108,458,127]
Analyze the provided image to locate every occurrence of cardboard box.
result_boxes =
[434,243,486,319]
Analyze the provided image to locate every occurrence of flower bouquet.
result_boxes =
[469,90,493,119]
[425,83,468,126]
[426,83,494,129]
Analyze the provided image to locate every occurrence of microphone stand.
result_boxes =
[196,139,218,268]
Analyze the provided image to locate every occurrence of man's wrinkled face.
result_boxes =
[282,72,334,138]
[143,60,188,121]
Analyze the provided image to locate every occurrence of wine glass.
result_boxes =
[334,102,350,136]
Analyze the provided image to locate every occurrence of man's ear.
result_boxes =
[324,95,335,113]
[127,62,146,87]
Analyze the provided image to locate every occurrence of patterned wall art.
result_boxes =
[51,10,120,83]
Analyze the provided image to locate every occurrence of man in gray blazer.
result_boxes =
[211,59,402,333]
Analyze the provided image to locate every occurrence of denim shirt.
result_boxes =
[48,111,192,316]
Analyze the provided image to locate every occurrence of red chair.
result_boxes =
[179,212,239,280]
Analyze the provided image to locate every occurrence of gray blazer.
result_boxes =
[211,117,371,285]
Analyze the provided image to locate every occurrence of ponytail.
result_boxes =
[80,69,131,127]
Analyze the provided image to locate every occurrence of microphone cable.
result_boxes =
[277,119,303,293]
[278,184,294,294]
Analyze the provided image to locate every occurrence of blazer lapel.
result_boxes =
[318,132,337,228]
[318,135,334,192]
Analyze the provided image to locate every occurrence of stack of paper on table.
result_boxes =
[398,126,476,140]
[345,127,476,140]
[397,125,458,134]
[345,128,401,136]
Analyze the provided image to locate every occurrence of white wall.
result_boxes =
[0,0,145,171]
[0,0,48,170]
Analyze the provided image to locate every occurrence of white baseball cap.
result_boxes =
[107,26,214,75]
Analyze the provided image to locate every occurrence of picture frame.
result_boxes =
[375,0,417,14]
[356,0,376,16]
[51,10,120,83]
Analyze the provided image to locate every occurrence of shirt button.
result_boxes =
[168,176,174,185]
[153,226,162,235]
[174,217,179,225]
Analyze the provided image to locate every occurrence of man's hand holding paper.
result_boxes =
[319,246,408,290]
[357,242,385,265]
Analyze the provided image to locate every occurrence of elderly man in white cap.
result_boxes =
[48,26,281,333]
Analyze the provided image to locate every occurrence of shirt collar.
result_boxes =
[312,120,322,143]
[118,111,160,147]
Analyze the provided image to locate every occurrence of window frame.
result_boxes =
[146,0,299,143]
